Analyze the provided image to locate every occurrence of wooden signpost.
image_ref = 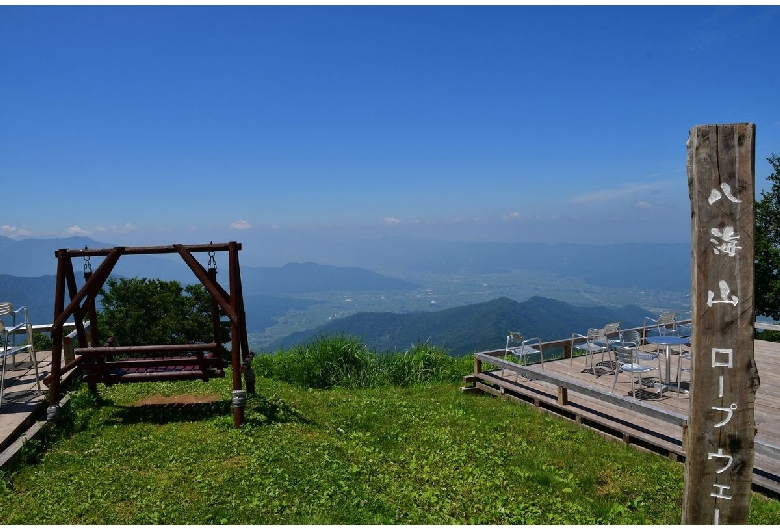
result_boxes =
[683,123,760,524]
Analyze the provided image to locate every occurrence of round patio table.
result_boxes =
[645,335,691,394]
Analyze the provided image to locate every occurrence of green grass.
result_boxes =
[1,338,779,524]
[253,335,475,389]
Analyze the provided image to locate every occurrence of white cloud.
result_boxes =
[118,223,137,233]
[569,180,674,205]
[229,220,252,230]
[502,212,522,221]
[67,225,91,236]
[635,201,654,210]
[96,223,137,234]
[382,216,402,225]
[1,225,31,238]
[64,223,137,236]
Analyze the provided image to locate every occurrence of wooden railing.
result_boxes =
[468,318,780,463]
[493,320,694,362]
[755,321,780,332]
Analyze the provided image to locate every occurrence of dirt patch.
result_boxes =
[133,393,221,406]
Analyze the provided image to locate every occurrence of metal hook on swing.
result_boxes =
[207,242,217,273]
[83,246,92,276]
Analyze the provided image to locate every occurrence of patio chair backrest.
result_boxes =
[0,302,13,320]
[507,331,524,343]
[619,329,641,349]
[0,303,21,347]
[587,328,605,341]
[657,312,677,334]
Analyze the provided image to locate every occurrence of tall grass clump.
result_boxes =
[254,335,474,389]
[378,342,472,386]
[255,335,374,389]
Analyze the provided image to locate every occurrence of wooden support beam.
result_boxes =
[558,386,568,406]
[229,241,245,427]
[48,249,68,407]
[176,245,238,323]
[53,248,123,330]
[683,123,758,525]
[58,242,241,257]
[233,250,251,358]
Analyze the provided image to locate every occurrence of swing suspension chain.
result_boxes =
[83,247,92,275]
[208,249,217,271]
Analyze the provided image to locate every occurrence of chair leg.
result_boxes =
[571,350,587,373]
[677,348,684,397]
[32,349,41,393]
[675,354,681,395]
[1,352,7,408]
[611,364,619,394]
[569,351,574,373]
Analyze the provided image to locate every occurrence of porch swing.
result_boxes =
[45,242,251,427]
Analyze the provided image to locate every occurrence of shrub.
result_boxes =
[381,342,465,386]
[255,335,473,389]
[258,335,373,389]
[756,329,780,343]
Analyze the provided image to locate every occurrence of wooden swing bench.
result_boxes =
[76,343,225,385]
[46,242,252,427]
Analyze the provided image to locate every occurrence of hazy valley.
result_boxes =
[0,235,692,354]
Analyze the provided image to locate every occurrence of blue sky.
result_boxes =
[2,5,779,265]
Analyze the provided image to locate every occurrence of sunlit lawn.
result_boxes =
[1,374,779,524]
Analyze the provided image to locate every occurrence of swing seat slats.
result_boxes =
[81,365,224,385]
[76,344,224,385]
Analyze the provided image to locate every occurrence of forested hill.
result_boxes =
[267,296,653,357]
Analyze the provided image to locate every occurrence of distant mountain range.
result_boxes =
[302,236,692,291]
[1,235,687,354]
[240,262,416,296]
[267,296,653,357]
[0,236,418,329]
[0,235,691,291]
[0,274,60,322]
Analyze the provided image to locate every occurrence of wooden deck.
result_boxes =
[0,347,52,461]
[1,323,82,465]
[462,339,780,497]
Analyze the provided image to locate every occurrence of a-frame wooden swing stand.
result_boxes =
[46,242,251,427]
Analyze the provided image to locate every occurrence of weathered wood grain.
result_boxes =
[684,123,757,525]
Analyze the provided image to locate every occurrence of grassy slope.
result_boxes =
[1,373,779,524]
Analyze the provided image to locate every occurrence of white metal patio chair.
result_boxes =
[0,302,26,365]
[602,321,622,350]
[611,329,662,399]
[1,305,42,408]
[505,331,544,370]
[570,327,610,376]
[644,312,679,337]
[619,329,661,372]
[643,312,680,359]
